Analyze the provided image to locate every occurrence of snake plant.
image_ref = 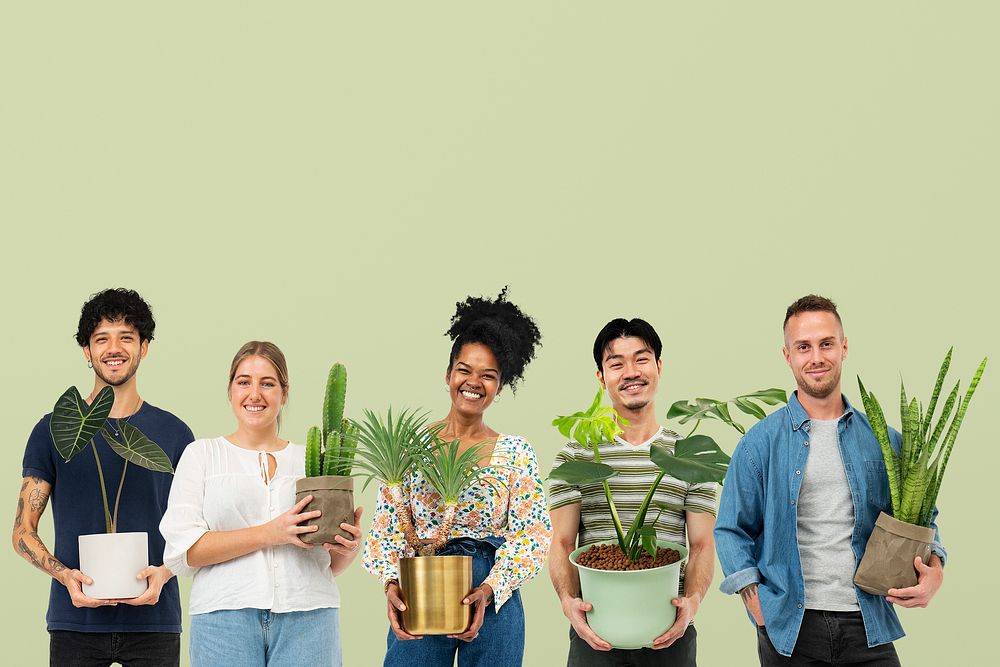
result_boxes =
[858,349,987,527]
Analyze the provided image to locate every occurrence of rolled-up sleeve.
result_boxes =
[159,441,208,578]
[715,436,765,595]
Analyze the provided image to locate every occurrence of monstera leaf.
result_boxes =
[50,386,115,462]
[548,460,618,485]
[650,435,731,484]
[101,422,174,473]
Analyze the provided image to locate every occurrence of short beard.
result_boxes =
[621,398,651,411]
[94,361,140,387]
[797,368,841,399]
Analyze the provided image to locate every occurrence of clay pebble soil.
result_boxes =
[576,543,681,571]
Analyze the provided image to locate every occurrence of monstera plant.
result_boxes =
[548,384,786,649]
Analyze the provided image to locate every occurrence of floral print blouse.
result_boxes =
[362,434,552,610]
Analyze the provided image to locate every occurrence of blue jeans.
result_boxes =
[190,607,341,667]
[384,537,525,667]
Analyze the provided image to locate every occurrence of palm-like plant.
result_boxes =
[348,408,432,549]
[550,385,786,562]
[50,386,173,534]
[409,436,507,555]
[858,349,987,527]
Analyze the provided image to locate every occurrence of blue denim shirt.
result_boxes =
[714,392,946,657]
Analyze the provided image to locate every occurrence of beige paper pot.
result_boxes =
[398,555,473,635]
[295,476,355,545]
[79,532,149,600]
[570,540,689,650]
[854,512,933,596]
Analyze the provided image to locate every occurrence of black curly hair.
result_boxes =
[76,288,156,346]
[446,287,541,393]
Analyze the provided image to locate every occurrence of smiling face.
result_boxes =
[446,342,501,418]
[598,336,662,412]
[783,310,848,400]
[229,355,287,431]
[83,318,148,388]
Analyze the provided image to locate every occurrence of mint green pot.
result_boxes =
[569,540,689,650]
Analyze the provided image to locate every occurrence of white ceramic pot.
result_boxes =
[78,532,149,600]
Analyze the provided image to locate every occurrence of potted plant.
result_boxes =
[295,363,360,544]
[549,385,786,649]
[348,408,501,634]
[854,349,987,595]
[50,385,174,599]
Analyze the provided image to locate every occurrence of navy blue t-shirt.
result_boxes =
[22,402,194,633]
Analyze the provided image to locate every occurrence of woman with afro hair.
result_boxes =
[363,287,553,667]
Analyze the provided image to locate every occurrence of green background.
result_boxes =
[2,2,997,664]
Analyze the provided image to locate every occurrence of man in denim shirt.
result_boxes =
[715,295,946,665]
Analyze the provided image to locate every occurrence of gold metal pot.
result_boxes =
[398,555,473,635]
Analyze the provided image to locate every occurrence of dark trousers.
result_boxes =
[49,631,179,667]
[756,611,899,666]
[567,625,697,667]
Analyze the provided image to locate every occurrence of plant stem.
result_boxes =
[89,441,113,534]
[111,460,128,534]
[601,480,628,552]
[686,421,700,438]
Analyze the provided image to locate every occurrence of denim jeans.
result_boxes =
[756,610,900,666]
[384,537,525,667]
[566,625,697,667]
[189,607,341,667]
[49,631,179,667]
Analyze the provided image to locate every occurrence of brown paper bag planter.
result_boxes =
[295,476,355,545]
[854,512,933,596]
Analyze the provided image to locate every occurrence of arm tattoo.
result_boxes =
[19,538,42,569]
[29,488,49,512]
[47,557,66,573]
[14,497,24,530]
[740,583,759,606]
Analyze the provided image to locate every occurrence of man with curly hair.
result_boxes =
[14,288,194,666]
[548,318,717,666]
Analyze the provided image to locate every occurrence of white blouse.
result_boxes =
[160,437,340,615]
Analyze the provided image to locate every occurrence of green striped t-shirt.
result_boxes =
[548,427,718,591]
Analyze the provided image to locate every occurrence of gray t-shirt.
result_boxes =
[796,418,860,611]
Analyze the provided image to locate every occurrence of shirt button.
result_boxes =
[269,506,274,512]
[795,470,801,475]
[274,562,278,568]
[791,500,796,506]
[797,603,803,609]
[804,441,810,446]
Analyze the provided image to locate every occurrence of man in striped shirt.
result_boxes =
[548,318,718,666]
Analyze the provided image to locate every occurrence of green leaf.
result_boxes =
[638,525,658,558]
[650,435,731,484]
[740,388,788,405]
[548,460,618,484]
[733,398,767,420]
[50,386,115,463]
[101,422,174,473]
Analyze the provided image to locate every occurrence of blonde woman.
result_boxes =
[161,341,363,666]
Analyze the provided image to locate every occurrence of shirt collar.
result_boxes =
[786,390,856,431]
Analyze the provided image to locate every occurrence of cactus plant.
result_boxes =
[305,363,356,478]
